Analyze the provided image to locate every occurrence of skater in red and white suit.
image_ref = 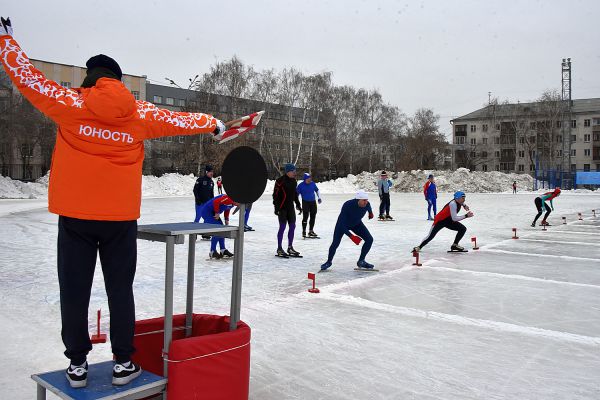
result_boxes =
[413,191,474,253]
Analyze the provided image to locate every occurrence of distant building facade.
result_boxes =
[451,98,600,175]
[145,83,333,178]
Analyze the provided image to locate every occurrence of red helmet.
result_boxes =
[554,187,561,195]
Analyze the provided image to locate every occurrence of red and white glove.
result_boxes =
[349,234,362,245]
[211,119,227,140]
[0,17,13,36]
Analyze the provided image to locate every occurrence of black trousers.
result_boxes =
[418,219,467,249]
[532,197,551,225]
[58,216,137,365]
[379,192,390,216]
[302,200,318,232]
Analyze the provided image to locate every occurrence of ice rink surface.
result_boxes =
[0,192,599,399]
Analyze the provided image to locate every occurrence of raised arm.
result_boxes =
[136,100,218,139]
[0,32,83,122]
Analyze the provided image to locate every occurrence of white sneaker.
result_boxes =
[66,361,88,388]
[112,362,142,386]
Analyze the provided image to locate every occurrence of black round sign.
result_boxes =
[221,146,268,204]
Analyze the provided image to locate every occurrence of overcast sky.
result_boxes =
[4,0,600,137]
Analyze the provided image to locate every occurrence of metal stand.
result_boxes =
[32,220,246,400]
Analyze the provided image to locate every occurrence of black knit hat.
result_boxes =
[205,165,214,172]
[86,54,122,80]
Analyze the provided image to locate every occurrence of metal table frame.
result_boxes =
[136,204,247,383]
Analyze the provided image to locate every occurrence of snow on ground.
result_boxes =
[0,191,599,399]
[3,169,591,201]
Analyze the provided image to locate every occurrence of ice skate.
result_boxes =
[355,259,378,271]
[320,261,332,271]
[209,250,223,260]
[412,246,421,253]
[222,249,234,258]
[287,246,302,258]
[449,243,468,253]
[276,248,289,258]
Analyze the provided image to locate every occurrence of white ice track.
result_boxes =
[0,193,599,399]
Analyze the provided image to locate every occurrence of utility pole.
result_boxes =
[560,58,572,188]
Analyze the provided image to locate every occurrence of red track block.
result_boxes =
[90,309,107,344]
[471,236,480,250]
[307,272,320,293]
[412,251,422,266]
[578,213,583,220]
[593,209,596,218]
[512,228,519,239]
[562,217,566,224]
[542,223,547,231]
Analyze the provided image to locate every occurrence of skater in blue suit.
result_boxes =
[296,173,322,238]
[200,194,239,259]
[321,190,375,271]
[423,174,438,220]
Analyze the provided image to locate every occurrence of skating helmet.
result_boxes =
[554,187,561,195]
[453,191,466,200]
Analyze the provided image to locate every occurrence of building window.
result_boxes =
[178,99,186,107]
[482,138,488,145]
[470,151,476,158]
[571,149,576,156]
[60,81,71,88]
[529,136,536,143]
[584,149,591,156]
[494,137,500,144]
[153,95,162,103]
[470,138,476,145]
[495,165,500,171]
[519,137,525,144]
[571,120,577,128]
[571,164,576,172]
[131,91,140,100]
[481,151,488,158]
[571,134,576,142]
[455,137,466,145]
[482,124,488,132]
[470,125,476,132]
[556,149,562,157]
[556,121,561,128]
[584,134,591,142]
[530,164,534,171]
[584,164,590,171]
[495,124,500,130]
[482,164,488,172]
[166,97,174,105]
[557,135,562,143]
[494,151,500,158]
[530,122,536,129]
[518,150,525,158]
[593,118,600,126]
[584,119,590,127]
[518,164,524,172]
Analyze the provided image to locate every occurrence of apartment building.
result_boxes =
[145,83,333,178]
[452,98,600,174]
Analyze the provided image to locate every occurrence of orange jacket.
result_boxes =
[0,35,217,220]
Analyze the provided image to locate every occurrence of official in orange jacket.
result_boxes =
[0,17,226,388]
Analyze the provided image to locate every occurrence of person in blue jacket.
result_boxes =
[200,194,239,259]
[321,190,375,271]
[423,174,438,220]
[296,173,322,238]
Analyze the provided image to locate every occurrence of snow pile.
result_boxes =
[0,168,581,200]
[353,168,535,193]
[0,175,48,199]
[141,173,198,197]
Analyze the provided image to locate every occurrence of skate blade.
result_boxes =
[354,268,379,272]
[447,250,468,253]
